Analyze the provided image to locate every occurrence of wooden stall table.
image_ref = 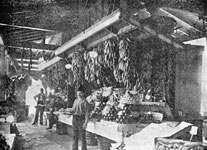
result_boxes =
[56,112,149,150]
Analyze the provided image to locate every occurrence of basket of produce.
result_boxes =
[155,137,206,150]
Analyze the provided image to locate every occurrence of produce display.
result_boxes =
[116,104,133,124]
[119,90,143,105]
[88,87,167,124]
[90,102,106,120]
[103,105,118,122]
[155,137,206,150]
[0,134,9,150]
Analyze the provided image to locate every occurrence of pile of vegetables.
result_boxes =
[87,87,170,124]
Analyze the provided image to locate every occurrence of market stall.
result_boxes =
[36,5,207,150]
[1,0,207,150]
[54,86,189,150]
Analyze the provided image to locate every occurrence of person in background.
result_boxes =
[32,88,46,125]
[69,87,90,150]
[46,107,58,130]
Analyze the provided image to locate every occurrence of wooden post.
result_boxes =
[6,56,9,75]
[0,45,6,76]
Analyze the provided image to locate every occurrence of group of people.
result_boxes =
[32,87,90,150]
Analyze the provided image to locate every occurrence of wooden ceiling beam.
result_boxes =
[0,22,56,32]
[55,9,121,56]
[15,33,44,39]
[8,42,58,51]
[18,37,43,42]
[87,24,136,49]
[15,58,39,63]
[18,63,38,68]
[22,68,40,71]
[158,8,200,33]
[38,56,62,71]
[7,45,54,53]
[128,18,185,49]
[8,30,41,36]
[16,61,39,65]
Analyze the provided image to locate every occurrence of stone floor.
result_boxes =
[16,120,100,150]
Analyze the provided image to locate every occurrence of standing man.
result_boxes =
[70,87,90,150]
[32,88,46,125]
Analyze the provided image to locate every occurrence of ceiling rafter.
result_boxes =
[15,58,39,63]
[0,22,56,32]
[10,31,44,37]
[6,45,54,54]
[158,8,200,33]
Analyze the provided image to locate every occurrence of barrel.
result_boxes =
[86,132,98,146]
[96,135,111,150]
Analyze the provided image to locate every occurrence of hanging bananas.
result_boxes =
[72,47,85,87]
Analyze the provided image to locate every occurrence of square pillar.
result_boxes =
[184,38,207,116]
[175,44,203,116]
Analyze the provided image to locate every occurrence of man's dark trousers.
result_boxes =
[72,115,87,150]
[33,105,44,124]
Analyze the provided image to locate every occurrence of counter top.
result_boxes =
[57,112,148,143]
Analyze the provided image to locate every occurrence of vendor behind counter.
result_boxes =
[45,95,67,112]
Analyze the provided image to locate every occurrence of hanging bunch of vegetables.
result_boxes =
[84,39,119,87]
[116,37,144,91]
[102,39,118,69]
[45,70,54,89]
[84,48,99,83]
[117,37,131,89]
[72,47,85,89]
[46,60,68,91]
[161,42,178,109]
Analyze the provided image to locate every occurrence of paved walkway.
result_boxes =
[16,121,99,150]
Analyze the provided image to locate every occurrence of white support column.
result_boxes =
[184,37,207,116]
